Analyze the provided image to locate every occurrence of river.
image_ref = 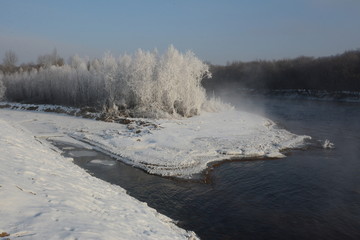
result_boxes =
[53,95,360,240]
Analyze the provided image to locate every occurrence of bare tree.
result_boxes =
[37,48,64,67]
[3,50,18,68]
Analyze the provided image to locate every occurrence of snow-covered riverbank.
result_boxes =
[0,116,197,240]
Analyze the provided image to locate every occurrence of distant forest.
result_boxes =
[205,50,360,92]
[2,49,360,93]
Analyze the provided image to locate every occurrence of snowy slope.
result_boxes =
[0,118,197,240]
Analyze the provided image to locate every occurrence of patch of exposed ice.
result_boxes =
[62,146,76,150]
[323,139,335,149]
[89,159,116,166]
[68,150,98,157]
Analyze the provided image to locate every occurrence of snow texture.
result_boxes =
[0,117,198,240]
[71,110,310,177]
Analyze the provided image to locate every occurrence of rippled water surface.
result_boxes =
[53,96,360,240]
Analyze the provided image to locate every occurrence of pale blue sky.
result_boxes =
[1,0,360,64]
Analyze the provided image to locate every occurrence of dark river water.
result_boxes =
[52,95,360,240]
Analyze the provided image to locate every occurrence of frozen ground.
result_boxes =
[0,116,198,239]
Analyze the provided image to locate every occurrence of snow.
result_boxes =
[0,117,198,240]
[89,159,117,166]
[322,139,335,149]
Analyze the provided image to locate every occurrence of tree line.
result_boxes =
[205,50,360,92]
[1,48,359,111]
[0,46,215,118]
[0,49,64,74]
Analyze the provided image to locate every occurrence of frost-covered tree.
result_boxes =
[154,45,211,116]
[3,50,18,71]
[0,71,6,100]
[2,46,217,118]
[37,49,64,67]
[98,52,119,110]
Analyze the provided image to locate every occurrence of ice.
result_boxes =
[89,159,116,166]
[322,139,335,149]
[68,150,98,157]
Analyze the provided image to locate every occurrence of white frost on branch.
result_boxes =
[0,72,6,100]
